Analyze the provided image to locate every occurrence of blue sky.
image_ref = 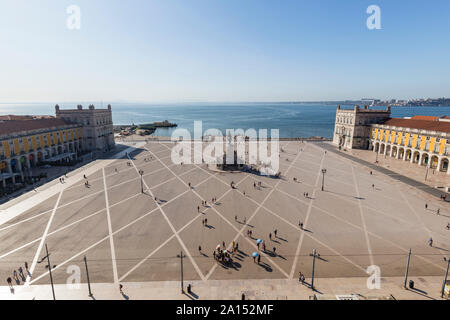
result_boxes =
[0,0,449,103]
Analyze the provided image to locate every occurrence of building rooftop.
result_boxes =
[381,117,450,133]
[0,118,76,136]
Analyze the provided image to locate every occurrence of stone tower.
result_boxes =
[333,105,390,149]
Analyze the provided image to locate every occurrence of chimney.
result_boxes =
[108,104,112,111]
[337,105,341,110]
[89,104,95,110]
[55,104,60,112]
[77,105,83,110]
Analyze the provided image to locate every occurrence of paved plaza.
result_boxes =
[0,140,449,298]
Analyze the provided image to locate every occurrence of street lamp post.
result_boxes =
[441,257,450,298]
[45,244,56,300]
[404,248,412,289]
[139,170,144,193]
[309,249,319,291]
[84,256,93,298]
[321,169,327,191]
[177,251,186,293]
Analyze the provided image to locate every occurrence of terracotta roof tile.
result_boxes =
[0,118,76,136]
[381,118,450,133]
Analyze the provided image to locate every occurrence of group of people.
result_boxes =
[6,262,29,289]
[83,175,90,188]
[213,241,238,264]
[253,181,262,190]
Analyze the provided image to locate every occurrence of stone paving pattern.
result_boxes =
[0,140,449,299]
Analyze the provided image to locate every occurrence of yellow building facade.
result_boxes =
[370,118,450,174]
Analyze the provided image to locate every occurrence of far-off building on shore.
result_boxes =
[333,105,450,174]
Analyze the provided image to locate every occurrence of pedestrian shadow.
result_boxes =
[270,239,280,244]
[10,288,14,294]
[302,228,313,233]
[257,262,272,272]
[205,224,215,229]
[300,281,323,293]
[215,202,222,206]
[433,246,449,252]
[14,279,20,285]
[200,252,209,257]
[237,250,248,257]
[188,291,199,299]
[277,236,288,242]
[183,292,196,300]
[121,292,129,300]
[407,287,435,300]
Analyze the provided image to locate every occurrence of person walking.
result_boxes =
[235,215,237,222]
[429,237,433,247]
[299,272,305,284]
[7,277,13,289]
[437,208,440,215]
[13,270,19,283]
[198,245,202,253]
[205,218,208,225]
[269,233,272,240]
[197,206,200,213]
[18,267,24,280]
[425,203,428,209]
[24,262,29,274]
[273,247,276,256]
[274,229,277,238]
[257,255,261,264]
[119,284,123,294]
